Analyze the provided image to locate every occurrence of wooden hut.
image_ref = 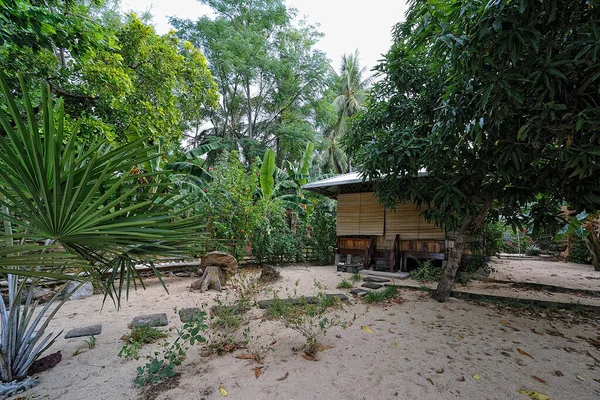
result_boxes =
[303,172,454,272]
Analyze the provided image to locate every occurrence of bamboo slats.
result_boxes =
[385,203,445,240]
[337,193,384,235]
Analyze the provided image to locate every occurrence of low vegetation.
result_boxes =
[363,286,398,304]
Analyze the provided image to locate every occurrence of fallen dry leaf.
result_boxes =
[531,328,544,335]
[457,376,465,382]
[219,385,228,396]
[473,374,481,380]
[391,342,398,348]
[593,378,600,383]
[501,320,511,325]
[436,368,444,374]
[531,376,546,384]
[269,340,277,346]
[235,354,257,360]
[276,372,289,381]
[554,370,564,377]
[335,334,342,339]
[301,353,315,361]
[517,389,550,400]
[254,367,263,379]
[426,377,434,385]
[362,325,374,334]
[517,348,534,359]
[443,305,450,311]
[576,375,586,381]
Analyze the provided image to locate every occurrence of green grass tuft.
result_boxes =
[363,286,398,303]
[336,279,354,289]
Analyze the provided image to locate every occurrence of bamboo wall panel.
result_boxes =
[337,193,360,235]
[358,193,384,235]
[385,203,445,240]
[337,193,384,235]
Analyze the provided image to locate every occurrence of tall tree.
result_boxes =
[345,0,600,301]
[1,1,218,147]
[322,51,372,173]
[171,0,329,163]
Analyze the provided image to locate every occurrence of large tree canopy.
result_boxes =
[1,0,218,148]
[345,0,600,300]
[171,0,330,164]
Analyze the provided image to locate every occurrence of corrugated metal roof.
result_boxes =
[302,169,428,198]
[302,171,369,198]
[302,171,368,189]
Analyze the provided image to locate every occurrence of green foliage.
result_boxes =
[2,4,218,147]
[567,235,592,265]
[0,76,204,306]
[251,203,300,264]
[135,313,207,387]
[267,286,349,355]
[306,197,337,264]
[363,286,398,304]
[198,152,261,259]
[172,0,329,162]
[0,276,74,383]
[84,335,97,350]
[409,260,443,283]
[345,0,600,300]
[336,280,353,289]
[119,325,169,360]
[351,273,362,282]
[320,51,372,174]
[525,245,541,256]
[123,325,169,345]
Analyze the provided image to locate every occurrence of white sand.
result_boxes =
[11,264,600,400]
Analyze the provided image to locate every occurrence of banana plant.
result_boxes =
[259,147,312,214]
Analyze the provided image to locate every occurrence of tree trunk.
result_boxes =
[190,266,225,292]
[433,200,492,302]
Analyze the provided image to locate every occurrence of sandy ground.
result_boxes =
[489,257,600,291]
[9,262,600,400]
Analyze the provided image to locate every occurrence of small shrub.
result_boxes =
[123,325,168,344]
[267,281,351,355]
[524,245,541,256]
[363,286,397,303]
[336,279,353,289]
[351,273,362,282]
[409,260,443,282]
[205,291,250,355]
[119,325,168,360]
[135,313,208,387]
[567,235,592,264]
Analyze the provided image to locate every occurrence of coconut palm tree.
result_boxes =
[322,51,372,174]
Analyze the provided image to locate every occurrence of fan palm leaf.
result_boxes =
[0,73,203,306]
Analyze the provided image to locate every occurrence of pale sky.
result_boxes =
[120,0,408,74]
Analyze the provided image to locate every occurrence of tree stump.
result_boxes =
[200,251,238,277]
[190,266,225,292]
[190,251,238,292]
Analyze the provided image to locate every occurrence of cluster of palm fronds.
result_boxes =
[0,73,205,388]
